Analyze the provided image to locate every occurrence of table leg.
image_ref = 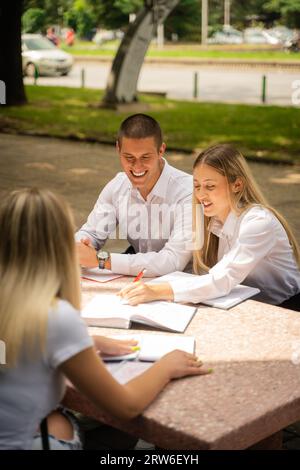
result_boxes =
[248,431,282,450]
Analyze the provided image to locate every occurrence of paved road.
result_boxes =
[24,61,300,106]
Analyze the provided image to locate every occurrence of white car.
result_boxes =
[243,28,280,45]
[208,27,243,45]
[22,34,73,77]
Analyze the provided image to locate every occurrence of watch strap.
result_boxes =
[97,251,110,269]
[98,258,106,269]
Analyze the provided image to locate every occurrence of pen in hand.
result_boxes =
[133,268,146,283]
[117,269,146,303]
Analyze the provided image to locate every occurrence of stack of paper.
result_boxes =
[81,267,123,283]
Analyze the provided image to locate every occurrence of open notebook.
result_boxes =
[106,361,152,385]
[101,334,195,362]
[81,267,123,283]
[81,294,196,332]
[103,334,196,384]
[149,272,260,310]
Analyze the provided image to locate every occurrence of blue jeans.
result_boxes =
[32,407,83,450]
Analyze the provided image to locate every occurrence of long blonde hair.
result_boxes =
[0,188,81,367]
[193,144,300,274]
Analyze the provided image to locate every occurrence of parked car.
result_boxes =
[207,29,243,44]
[22,34,74,77]
[243,28,280,45]
[208,26,243,45]
[268,26,295,44]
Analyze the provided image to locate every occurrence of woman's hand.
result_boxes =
[158,350,213,380]
[93,335,138,357]
[118,281,174,305]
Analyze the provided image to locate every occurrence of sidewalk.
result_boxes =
[72,55,300,71]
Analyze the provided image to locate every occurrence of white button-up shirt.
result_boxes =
[76,159,193,276]
[169,205,300,305]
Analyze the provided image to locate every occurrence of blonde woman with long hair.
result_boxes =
[0,188,209,450]
[120,144,300,310]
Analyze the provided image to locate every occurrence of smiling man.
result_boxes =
[75,114,193,277]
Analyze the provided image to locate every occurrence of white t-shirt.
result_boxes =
[0,299,93,450]
[169,205,300,305]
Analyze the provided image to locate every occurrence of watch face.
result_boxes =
[97,251,109,260]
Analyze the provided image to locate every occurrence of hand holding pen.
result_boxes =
[117,268,148,305]
[117,268,170,305]
[133,268,146,283]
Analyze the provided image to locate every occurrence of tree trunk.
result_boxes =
[0,1,27,106]
[103,0,180,106]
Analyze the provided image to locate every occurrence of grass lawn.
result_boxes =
[0,85,299,163]
[61,41,300,62]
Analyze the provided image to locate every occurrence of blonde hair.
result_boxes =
[193,144,300,274]
[0,188,81,367]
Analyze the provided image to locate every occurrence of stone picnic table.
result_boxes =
[62,277,300,450]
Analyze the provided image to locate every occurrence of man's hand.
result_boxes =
[76,238,98,268]
[104,257,111,270]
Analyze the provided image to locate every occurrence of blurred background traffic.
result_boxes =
[21,0,300,78]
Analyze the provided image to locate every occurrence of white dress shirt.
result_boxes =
[169,205,300,305]
[76,159,193,276]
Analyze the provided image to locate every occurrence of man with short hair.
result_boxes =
[76,114,193,276]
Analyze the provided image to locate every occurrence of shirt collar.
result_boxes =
[147,158,170,200]
[130,157,170,202]
[208,211,239,240]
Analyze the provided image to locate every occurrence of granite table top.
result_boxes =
[62,277,300,450]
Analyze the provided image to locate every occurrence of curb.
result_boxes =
[73,55,300,71]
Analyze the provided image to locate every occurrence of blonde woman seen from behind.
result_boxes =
[120,144,300,310]
[0,188,209,450]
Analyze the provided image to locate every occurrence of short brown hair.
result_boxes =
[117,114,163,149]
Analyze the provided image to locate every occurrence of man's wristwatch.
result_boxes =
[96,250,110,269]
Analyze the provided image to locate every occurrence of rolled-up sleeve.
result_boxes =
[169,211,276,303]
